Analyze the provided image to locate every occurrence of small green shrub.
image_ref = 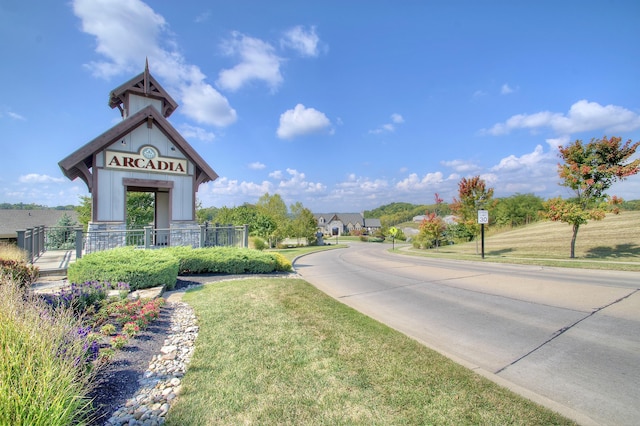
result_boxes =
[67,247,179,291]
[100,324,116,336]
[367,237,385,243]
[271,252,293,272]
[250,236,268,251]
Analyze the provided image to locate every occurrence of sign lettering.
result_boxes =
[105,147,188,175]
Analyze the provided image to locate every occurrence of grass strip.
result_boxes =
[166,278,574,425]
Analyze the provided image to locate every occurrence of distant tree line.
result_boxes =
[0,203,75,210]
[196,193,317,248]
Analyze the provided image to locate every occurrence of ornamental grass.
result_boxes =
[0,278,97,425]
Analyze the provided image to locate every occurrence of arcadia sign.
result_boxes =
[105,146,187,175]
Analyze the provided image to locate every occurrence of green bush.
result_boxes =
[68,246,292,291]
[250,236,268,251]
[0,259,39,289]
[271,252,293,272]
[167,246,292,274]
[67,247,179,291]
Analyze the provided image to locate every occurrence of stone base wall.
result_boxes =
[85,222,129,254]
[168,221,200,248]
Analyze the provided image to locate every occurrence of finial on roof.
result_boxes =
[143,57,150,95]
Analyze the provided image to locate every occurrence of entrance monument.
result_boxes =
[59,61,218,247]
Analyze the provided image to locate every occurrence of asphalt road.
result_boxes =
[294,243,640,426]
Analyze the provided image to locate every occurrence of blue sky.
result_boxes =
[1,0,639,212]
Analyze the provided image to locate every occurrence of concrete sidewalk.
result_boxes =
[30,250,76,293]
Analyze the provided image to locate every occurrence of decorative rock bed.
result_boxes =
[104,299,198,425]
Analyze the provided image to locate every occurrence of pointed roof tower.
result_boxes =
[108,58,178,118]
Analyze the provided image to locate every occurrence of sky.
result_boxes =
[1,0,639,213]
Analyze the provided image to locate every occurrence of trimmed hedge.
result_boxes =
[166,246,292,274]
[67,247,179,291]
[67,246,293,291]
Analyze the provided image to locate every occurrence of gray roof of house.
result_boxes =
[314,213,382,228]
[314,213,364,225]
[364,218,381,228]
[0,210,79,239]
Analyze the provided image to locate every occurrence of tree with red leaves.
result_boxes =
[545,136,639,258]
[451,176,494,244]
[418,212,447,250]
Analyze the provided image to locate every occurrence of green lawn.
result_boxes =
[403,211,640,271]
[269,243,346,262]
[165,278,574,425]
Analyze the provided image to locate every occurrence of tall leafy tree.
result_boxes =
[256,193,290,246]
[290,202,318,245]
[75,196,92,230]
[450,176,494,245]
[75,193,155,230]
[545,136,639,258]
[494,193,544,227]
[126,192,155,228]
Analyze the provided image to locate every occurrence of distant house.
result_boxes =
[314,213,382,236]
[0,210,79,243]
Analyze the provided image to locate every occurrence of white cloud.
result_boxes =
[491,145,549,172]
[441,159,480,173]
[391,113,404,124]
[544,136,570,151]
[396,172,446,191]
[336,174,389,193]
[281,25,321,57]
[276,104,332,139]
[207,176,273,197]
[274,168,326,193]
[501,83,514,94]
[7,111,26,121]
[488,146,558,196]
[248,162,266,170]
[268,170,283,179]
[216,31,283,92]
[19,174,66,184]
[179,123,215,142]
[486,100,640,136]
[72,0,237,127]
[194,10,211,23]
[179,82,237,126]
[370,113,405,134]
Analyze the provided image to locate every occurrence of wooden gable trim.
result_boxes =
[108,68,178,118]
[59,105,218,190]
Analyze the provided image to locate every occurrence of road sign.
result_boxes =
[478,210,489,224]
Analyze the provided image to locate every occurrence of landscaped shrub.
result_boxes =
[167,246,292,274]
[271,252,293,272]
[0,259,39,288]
[250,236,268,251]
[0,243,39,288]
[67,247,179,291]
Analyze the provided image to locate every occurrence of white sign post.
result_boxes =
[477,210,488,258]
